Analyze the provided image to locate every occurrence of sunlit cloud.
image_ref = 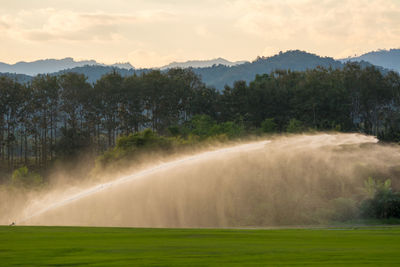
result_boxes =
[0,0,399,66]
[230,0,400,57]
[0,8,175,42]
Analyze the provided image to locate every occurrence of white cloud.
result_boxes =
[0,8,175,42]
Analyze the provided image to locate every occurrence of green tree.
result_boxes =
[94,71,124,147]
[31,75,60,166]
[59,73,91,130]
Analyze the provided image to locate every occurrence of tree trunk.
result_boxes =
[24,132,28,165]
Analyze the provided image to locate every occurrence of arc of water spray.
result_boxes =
[17,140,270,225]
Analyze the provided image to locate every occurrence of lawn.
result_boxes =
[1,226,400,266]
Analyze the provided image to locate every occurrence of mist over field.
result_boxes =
[2,133,400,228]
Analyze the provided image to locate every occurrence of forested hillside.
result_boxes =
[0,58,133,76]
[193,50,343,89]
[342,49,400,73]
[160,58,247,70]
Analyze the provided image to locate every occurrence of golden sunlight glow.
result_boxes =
[0,0,399,67]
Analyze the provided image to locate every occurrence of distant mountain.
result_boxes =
[54,65,138,84]
[191,50,343,89]
[0,58,133,76]
[0,65,141,85]
[0,50,392,89]
[0,72,32,83]
[160,58,247,70]
[111,62,134,69]
[340,49,400,72]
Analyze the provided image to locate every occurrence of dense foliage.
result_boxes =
[1,62,400,183]
[360,178,400,219]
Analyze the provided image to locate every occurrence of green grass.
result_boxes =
[1,226,400,266]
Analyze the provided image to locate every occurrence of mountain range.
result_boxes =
[192,51,343,89]
[0,57,133,76]
[160,58,247,70]
[1,49,398,90]
[339,49,400,73]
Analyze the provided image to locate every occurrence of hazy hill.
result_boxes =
[0,72,32,83]
[0,66,140,84]
[192,50,343,89]
[54,65,138,84]
[160,58,247,70]
[0,58,133,76]
[0,50,390,89]
[340,49,400,72]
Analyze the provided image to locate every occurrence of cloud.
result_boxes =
[229,0,400,57]
[0,8,175,42]
[0,20,9,30]
[0,0,399,65]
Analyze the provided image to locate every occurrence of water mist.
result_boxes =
[3,133,400,228]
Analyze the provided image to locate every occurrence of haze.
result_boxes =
[1,0,399,68]
[4,133,398,228]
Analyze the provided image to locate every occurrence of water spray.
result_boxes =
[17,140,270,225]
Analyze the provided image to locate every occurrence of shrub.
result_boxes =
[11,166,43,187]
[183,115,244,139]
[185,115,216,138]
[360,189,400,219]
[261,118,277,133]
[218,121,244,138]
[167,125,181,137]
[116,129,171,150]
[96,129,173,168]
[360,178,400,219]
[286,119,304,133]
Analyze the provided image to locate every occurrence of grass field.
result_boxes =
[1,226,400,266]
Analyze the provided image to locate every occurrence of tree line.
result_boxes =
[1,63,400,180]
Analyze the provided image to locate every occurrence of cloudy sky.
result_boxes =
[0,0,399,67]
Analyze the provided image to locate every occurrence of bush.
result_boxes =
[286,119,304,133]
[96,129,173,168]
[218,121,244,138]
[183,115,244,140]
[11,166,43,187]
[360,189,400,219]
[116,129,171,151]
[261,118,277,133]
[185,115,216,138]
[360,178,400,219]
[167,125,181,137]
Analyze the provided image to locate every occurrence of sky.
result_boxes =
[0,0,399,68]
